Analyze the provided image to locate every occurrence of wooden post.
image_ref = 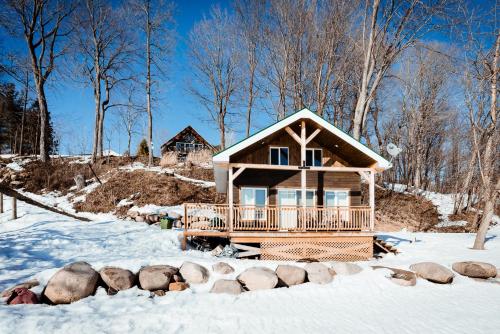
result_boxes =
[300,120,306,230]
[12,196,17,220]
[228,166,234,232]
[182,204,187,250]
[0,192,3,214]
[369,171,375,231]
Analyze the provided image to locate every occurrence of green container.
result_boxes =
[160,217,175,229]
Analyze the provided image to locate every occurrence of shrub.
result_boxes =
[160,151,179,167]
[137,139,149,157]
[186,149,212,166]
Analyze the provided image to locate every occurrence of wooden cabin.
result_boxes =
[183,108,392,261]
[160,126,213,160]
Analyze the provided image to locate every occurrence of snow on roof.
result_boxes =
[213,108,392,170]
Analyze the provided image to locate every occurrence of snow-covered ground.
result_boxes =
[1,196,499,333]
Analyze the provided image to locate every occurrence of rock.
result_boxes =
[138,265,178,291]
[237,267,278,291]
[452,261,497,279]
[100,267,136,292]
[135,215,145,222]
[275,265,306,286]
[43,261,99,304]
[169,212,182,219]
[7,288,39,305]
[212,262,235,275]
[146,214,160,223]
[1,279,39,298]
[127,210,139,218]
[168,282,189,291]
[211,245,224,257]
[372,266,416,286]
[330,262,363,275]
[179,262,209,284]
[210,279,244,295]
[152,290,166,297]
[172,274,184,282]
[497,269,500,279]
[409,262,454,284]
[304,263,334,284]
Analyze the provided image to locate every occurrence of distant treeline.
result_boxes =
[0,83,58,155]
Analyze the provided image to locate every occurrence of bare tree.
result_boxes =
[234,0,265,137]
[352,0,450,140]
[129,0,175,166]
[188,6,239,150]
[72,0,135,162]
[117,85,144,156]
[1,0,74,161]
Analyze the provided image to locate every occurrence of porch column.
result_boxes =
[300,121,306,230]
[228,166,234,232]
[369,170,375,231]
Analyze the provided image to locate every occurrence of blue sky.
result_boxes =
[2,0,269,156]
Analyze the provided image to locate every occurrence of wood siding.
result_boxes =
[232,169,362,206]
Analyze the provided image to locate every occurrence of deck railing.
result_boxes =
[184,204,372,232]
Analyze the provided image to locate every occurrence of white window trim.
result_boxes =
[269,146,289,166]
[305,148,322,167]
[240,187,268,206]
[277,188,317,207]
[323,189,351,207]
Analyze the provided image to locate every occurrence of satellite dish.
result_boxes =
[386,143,402,160]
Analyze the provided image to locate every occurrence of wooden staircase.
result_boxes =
[373,237,398,254]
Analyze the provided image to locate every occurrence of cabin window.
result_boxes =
[269,147,289,165]
[175,142,203,152]
[306,148,322,166]
[324,190,349,207]
[278,189,315,207]
[240,187,267,220]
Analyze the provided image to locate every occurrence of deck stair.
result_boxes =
[373,237,398,254]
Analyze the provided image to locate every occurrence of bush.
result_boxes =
[137,139,149,157]
[160,151,179,167]
[186,149,212,166]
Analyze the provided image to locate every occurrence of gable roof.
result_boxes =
[161,126,213,152]
[213,108,391,170]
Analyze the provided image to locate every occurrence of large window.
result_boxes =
[270,147,289,165]
[176,142,203,152]
[324,190,349,207]
[306,148,322,166]
[240,187,267,220]
[278,189,316,207]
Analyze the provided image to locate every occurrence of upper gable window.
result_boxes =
[270,147,289,165]
[306,148,322,166]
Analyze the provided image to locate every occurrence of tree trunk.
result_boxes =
[19,71,29,155]
[146,15,153,167]
[473,177,499,249]
[34,78,49,162]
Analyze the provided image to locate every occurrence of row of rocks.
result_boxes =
[3,260,498,305]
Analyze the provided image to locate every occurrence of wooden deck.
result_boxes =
[182,203,375,261]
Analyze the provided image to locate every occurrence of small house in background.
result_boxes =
[160,126,213,160]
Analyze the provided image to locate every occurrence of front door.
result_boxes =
[278,190,298,229]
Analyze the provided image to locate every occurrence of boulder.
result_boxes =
[211,245,224,257]
[275,265,306,286]
[43,262,99,304]
[452,261,497,279]
[168,282,189,291]
[304,263,334,284]
[210,279,244,295]
[135,215,145,222]
[7,288,39,305]
[1,279,39,298]
[100,267,136,292]
[138,265,178,291]
[169,212,182,220]
[237,267,278,291]
[409,262,454,284]
[172,274,184,282]
[372,266,416,286]
[330,262,363,275]
[212,262,235,275]
[179,262,209,284]
[127,210,139,218]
